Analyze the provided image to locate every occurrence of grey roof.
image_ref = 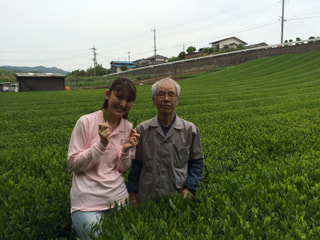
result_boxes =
[210,36,247,45]
[145,54,168,60]
[15,73,65,77]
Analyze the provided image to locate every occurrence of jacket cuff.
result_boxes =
[120,149,130,160]
[96,141,106,152]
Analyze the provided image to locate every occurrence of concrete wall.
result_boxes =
[108,41,320,79]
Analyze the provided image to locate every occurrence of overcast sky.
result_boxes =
[0,0,319,72]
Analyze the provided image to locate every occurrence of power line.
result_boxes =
[287,15,320,21]
[2,2,319,70]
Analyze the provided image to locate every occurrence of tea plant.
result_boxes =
[1,52,320,239]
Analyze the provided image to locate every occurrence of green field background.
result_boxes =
[1,52,320,239]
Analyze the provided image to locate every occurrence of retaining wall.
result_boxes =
[108,41,320,79]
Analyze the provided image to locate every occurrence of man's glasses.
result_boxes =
[156,91,177,99]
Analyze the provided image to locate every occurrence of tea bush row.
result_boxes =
[1,52,320,239]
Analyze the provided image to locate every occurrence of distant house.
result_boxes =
[185,51,210,59]
[210,37,247,52]
[246,42,268,48]
[133,55,168,67]
[110,61,136,73]
[16,73,65,91]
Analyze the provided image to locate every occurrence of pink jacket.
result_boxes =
[67,110,135,213]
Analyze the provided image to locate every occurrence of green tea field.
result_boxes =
[1,51,320,239]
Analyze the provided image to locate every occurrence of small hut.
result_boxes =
[16,73,65,91]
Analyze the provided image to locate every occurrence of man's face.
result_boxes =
[153,82,178,116]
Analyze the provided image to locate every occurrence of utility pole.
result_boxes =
[281,0,285,44]
[151,27,157,64]
[128,51,131,62]
[90,46,98,76]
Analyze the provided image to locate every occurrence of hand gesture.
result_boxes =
[98,122,111,147]
[122,129,140,153]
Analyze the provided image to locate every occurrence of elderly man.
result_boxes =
[127,78,204,205]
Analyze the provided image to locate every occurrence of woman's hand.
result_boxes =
[122,129,140,153]
[98,122,111,147]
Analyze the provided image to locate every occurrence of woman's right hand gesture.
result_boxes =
[98,122,111,147]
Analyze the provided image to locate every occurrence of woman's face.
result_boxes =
[106,89,134,118]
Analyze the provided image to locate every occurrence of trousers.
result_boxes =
[71,205,124,239]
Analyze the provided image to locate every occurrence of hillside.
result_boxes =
[180,51,320,88]
[0,65,69,75]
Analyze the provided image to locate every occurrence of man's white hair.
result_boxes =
[151,78,181,98]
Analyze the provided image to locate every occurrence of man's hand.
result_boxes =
[181,188,192,199]
[129,193,138,207]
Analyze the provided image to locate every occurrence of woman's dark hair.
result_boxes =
[101,78,136,119]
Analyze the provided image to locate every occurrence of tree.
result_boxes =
[178,51,186,60]
[199,47,214,54]
[168,56,180,62]
[120,65,128,71]
[95,64,109,75]
[186,46,196,54]
[69,69,86,77]
[85,64,109,76]
[86,67,95,76]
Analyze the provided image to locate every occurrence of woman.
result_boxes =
[67,78,140,239]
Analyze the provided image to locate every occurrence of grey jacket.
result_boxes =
[127,115,204,202]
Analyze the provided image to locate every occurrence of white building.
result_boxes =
[210,37,247,52]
